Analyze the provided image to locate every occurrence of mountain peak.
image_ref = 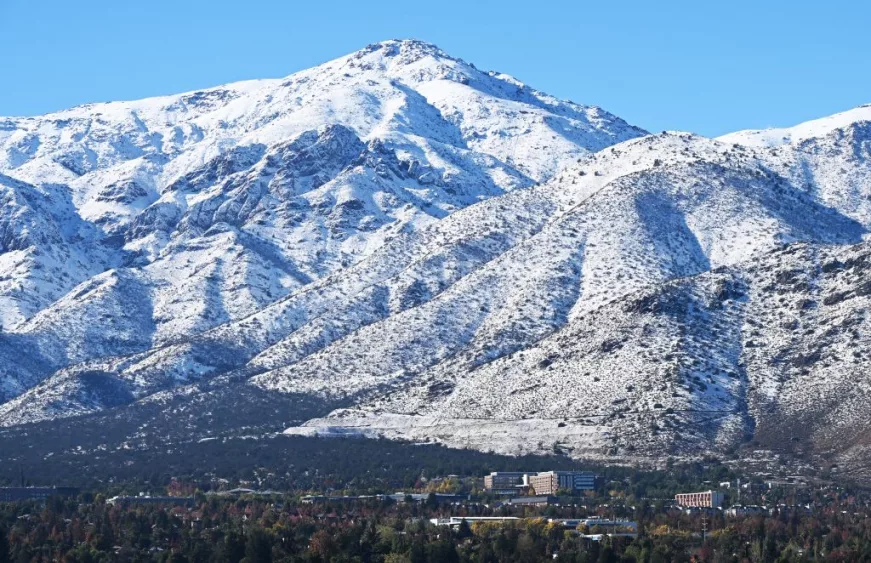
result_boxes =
[335,38,465,77]
[357,39,451,61]
[719,103,871,147]
[0,39,654,431]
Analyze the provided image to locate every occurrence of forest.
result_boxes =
[2,486,871,563]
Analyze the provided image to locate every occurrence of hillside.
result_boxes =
[2,42,871,475]
[0,39,644,401]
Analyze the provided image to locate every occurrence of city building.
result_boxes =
[674,490,725,508]
[580,533,639,542]
[107,495,194,507]
[483,472,533,494]
[725,505,768,518]
[770,504,812,516]
[765,480,807,489]
[430,516,520,527]
[300,493,469,504]
[385,493,470,503]
[740,482,766,492]
[509,496,556,507]
[0,487,79,502]
[552,518,638,531]
[301,495,373,504]
[206,488,281,497]
[528,471,597,495]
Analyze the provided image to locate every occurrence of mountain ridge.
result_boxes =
[3,41,871,475]
[0,39,645,403]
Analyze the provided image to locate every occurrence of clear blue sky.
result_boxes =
[2,0,868,136]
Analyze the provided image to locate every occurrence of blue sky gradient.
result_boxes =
[2,0,868,136]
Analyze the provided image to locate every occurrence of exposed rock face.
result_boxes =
[5,41,871,475]
[0,40,645,402]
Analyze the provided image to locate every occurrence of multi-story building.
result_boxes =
[674,490,725,508]
[483,472,533,495]
[554,518,638,531]
[528,471,597,495]
[509,496,556,507]
[107,495,194,507]
[0,487,79,502]
[724,505,767,518]
[430,516,521,527]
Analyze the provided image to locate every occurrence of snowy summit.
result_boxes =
[2,40,871,474]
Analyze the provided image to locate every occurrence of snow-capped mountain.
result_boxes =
[721,105,871,230]
[718,104,871,148]
[3,41,871,474]
[0,39,644,400]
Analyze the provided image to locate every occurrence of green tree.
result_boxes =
[425,492,438,509]
[456,519,472,540]
[219,531,246,563]
[425,540,458,563]
[0,527,9,563]
[597,543,617,563]
[244,528,273,563]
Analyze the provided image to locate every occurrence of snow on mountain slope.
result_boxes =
[0,40,645,400]
[1,39,643,239]
[719,104,871,148]
[248,133,862,398]
[0,133,706,417]
[2,132,866,430]
[0,174,115,330]
[292,240,871,464]
[5,54,871,471]
[724,113,871,232]
[0,181,566,419]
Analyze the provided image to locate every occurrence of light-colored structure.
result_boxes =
[674,490,725,508]
[553,518,638,531]
[430,516,520,527]
[509,496,556,507]
[528,471,597,495]
[430,516,638,533]
[0,487,79,502]
[483,472,533,494]
[107,495,193,507]
[725,505,767,518]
